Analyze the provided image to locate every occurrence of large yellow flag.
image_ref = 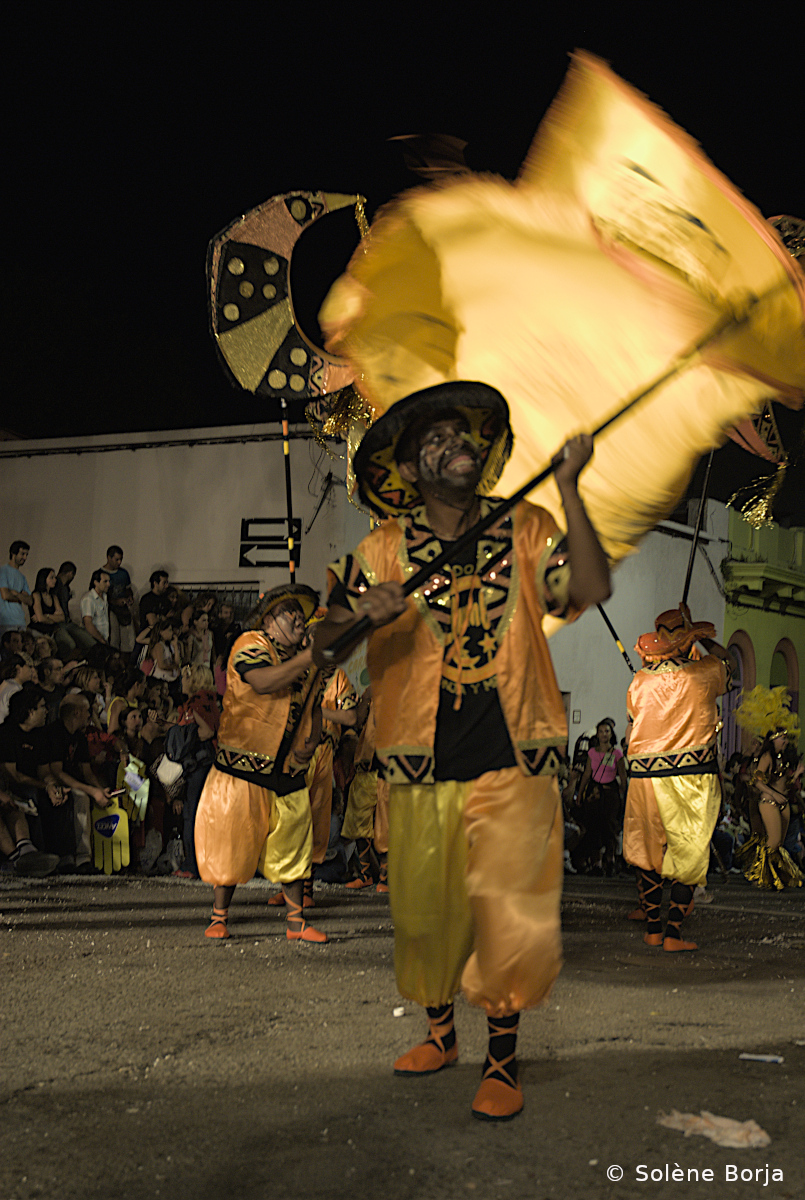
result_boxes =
[320,53,804,564]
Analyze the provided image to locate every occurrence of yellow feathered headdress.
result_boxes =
[735,685,800,740]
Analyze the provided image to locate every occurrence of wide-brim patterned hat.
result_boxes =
[353,381,513,518]
[250,583,319,629]
[635,607,715,663]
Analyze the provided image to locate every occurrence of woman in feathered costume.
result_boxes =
[734,686,803,890]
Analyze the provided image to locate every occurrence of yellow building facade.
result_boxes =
[722,514,804,755]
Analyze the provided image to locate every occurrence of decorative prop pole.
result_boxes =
[596,604,635,675]
[280,396,295,581]
[681,449,715,607]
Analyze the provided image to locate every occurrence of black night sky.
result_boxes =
[7,8,804,521]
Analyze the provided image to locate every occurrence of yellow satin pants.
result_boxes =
[307,742,333,865]
[623,774,720,887]
[388,767,563,1017]
[195,768,312,886]
[342,768,389,850]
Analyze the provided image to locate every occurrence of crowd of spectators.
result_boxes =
[3,536,802,887]
[0,539,239,877]
[560,721,805,881]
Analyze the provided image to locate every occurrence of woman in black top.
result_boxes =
[30,569,67,639]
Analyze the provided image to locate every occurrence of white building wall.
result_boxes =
[0,425,370,618]
[548,504,729,744]
[2,425,729,739]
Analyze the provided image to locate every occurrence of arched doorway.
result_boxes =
[722,631,756,757]
[771,637,799,716]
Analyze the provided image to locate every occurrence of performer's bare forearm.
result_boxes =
[559,482,611,607]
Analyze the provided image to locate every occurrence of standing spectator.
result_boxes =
[38,658,67,723]
[101,546,136,655]
[52,562,96,654]
[0,541,33,637]
[80,570,111,648]
[139,571,171,629]
[0,655,38,724]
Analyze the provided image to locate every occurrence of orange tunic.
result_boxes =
[328,499,573,783]
[624,655,727,886]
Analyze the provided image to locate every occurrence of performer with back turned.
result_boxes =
[623,606,732,951]
[314,380,610,1121]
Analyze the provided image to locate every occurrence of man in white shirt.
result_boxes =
[80,570,111,646]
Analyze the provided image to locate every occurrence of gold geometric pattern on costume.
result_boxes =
[380,751,435,786]
[403,500,514,691]
[215,744,279,778]
[628,744,719,777]
[518,744,564,775]
[232,643,275,676]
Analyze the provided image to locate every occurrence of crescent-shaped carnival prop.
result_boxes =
[208,190,364,400]
[208,191,367,578]
[319,53,805,572]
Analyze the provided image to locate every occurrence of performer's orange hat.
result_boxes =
[635,606,715,663]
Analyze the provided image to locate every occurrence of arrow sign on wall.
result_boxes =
[239,518,301,568]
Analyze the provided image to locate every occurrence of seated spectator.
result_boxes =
[106,669,147,735]
[0,654,38,724]
[0,541,33,638]
[80,569,111,648]
[174,664,219,878]
[38,658,67,723]
[46,694,114,872]
[0,767,59,876]
[213,601,242,695]
[68,665,107,730]
[183,609,214,669]
[101,546,136,656]
[52,562,96,655]
[144,679,176,726]
[0,686,63,851]
[180,590,217,633]
[33,634,58,663]
[139,571,171,629]
[141,618,182,695]
[1,630,24,661]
